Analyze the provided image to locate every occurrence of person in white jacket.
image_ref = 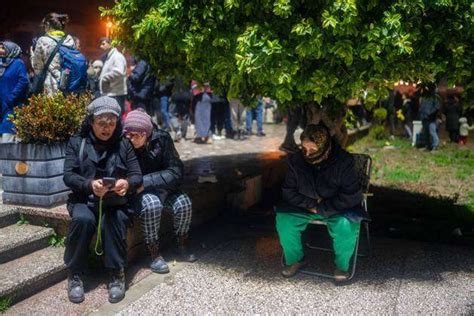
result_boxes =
[99,38,128,112]
[31,13,76,96]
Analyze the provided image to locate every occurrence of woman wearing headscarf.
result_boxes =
[0,41,29,143]
[63,96,142,304]
[275,124,366,282]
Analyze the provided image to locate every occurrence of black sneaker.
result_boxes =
[256,132,266,137]
[108,269,126,304]
[67,272,85,304]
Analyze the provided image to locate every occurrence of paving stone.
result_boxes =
[115,235,473,315]
[8,258,153,315]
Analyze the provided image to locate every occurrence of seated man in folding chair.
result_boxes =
[275,123,367,282]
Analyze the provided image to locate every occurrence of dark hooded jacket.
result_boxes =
[133,127,183,202]
[127,59,156,105]
[63,118,142,209]
[278,141,367,220]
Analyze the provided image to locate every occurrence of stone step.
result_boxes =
[0,246,66,305]
[0,223,54,263]
[0,205,19,228]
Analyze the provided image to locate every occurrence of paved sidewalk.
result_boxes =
[91,218,474,315]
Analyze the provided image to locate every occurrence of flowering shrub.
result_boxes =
[12,93,90,144]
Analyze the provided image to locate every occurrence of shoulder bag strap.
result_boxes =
[79,137,86,175]
[41,36,67,76]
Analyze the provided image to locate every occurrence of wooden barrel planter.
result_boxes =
[0,142,69,208]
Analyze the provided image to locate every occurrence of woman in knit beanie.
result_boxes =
[124,109,197,274]
[63,96,142,304]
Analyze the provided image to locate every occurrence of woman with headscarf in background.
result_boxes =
[0,41,29,143]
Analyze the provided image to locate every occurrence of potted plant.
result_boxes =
[0,93,89,207]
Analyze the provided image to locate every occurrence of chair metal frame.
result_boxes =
[298,153,373,280]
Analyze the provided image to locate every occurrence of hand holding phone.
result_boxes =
[102,177,116,190]
[113,179,129,196]
[92,179,108,197]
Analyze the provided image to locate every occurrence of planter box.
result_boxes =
[0,143,70,208]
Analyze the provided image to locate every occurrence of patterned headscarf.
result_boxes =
[300,124,332,165]
[0,41,22,77]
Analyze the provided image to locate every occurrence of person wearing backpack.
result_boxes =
[31,13,87,96]
[99,38,128,113]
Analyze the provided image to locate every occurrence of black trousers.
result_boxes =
[210,103,226,134]
[64,203,129,272]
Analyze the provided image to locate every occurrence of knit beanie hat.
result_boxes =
[87,96,121,117]
[123,109,154,137]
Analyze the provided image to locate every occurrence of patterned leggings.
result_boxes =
[137,191,193,245]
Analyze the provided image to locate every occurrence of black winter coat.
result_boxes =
[134,127,183,202]
[63,134,142,207]
[127,60,156,104]
[279,141,366,220]
[444,100,462,131]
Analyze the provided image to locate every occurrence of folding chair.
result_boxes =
[298,153,372,280]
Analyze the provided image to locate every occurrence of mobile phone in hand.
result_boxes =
[102,177,116,189]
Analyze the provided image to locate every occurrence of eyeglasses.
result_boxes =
[125,132,145,140]
[93,118,117,128]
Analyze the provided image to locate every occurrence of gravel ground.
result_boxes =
[116,235,474,315]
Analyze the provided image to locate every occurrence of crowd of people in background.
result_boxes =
[377,85,471,151]
[341,84,471,152]
[0,12,472,149]
[0,12,273,145]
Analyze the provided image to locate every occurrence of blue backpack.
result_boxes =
[48,36,88,94]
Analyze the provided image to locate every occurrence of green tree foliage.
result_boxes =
[103,0,473,108]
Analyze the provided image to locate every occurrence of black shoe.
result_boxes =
[67,272,85,304]
[177,235,197,262]
[108,269,126,304]
[148,244,170,274]
[256,132,266,137]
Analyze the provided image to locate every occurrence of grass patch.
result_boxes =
[16,214,29,225]
[353,135,474,215]
[48,232,66,247]
[0,297,11,313]
[383,165,422,182]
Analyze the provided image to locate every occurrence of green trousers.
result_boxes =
[276,212,360,272]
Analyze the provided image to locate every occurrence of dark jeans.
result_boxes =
[246,102,264,134]
[160,96,170,130]
[211,103,226,135]
[64,203,129,272]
